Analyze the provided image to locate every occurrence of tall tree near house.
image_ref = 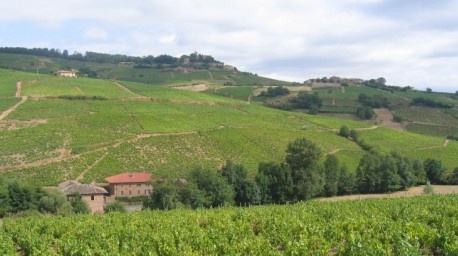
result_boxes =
[221,160,260,206]
[323,154,339,197]
[256,162,293,204]
[285,138,323,200]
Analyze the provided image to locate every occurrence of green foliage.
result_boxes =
[221,160,260,206]
[3,195,458,254]
[358,93,389,108]
[256,162,293,204]
[190,168,234,207]
[69,193,90,214]
[290,91,322,114]
[356,152,419,193]
[412,97,453,108]
[104,201,126,213]
[424,158,446,184]
[356,106,375,119]
[260,86,290,97]
[144,181,180,210]
[339,125,350,137]
[323,155,339,196]
[38,189,72,216]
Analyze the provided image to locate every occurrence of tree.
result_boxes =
[338,164,355,195]
[391,152,416,189]
[455,90,458,96]
[349,129,359,141]
[339,125,350,138]
[426,88,432,93]
[413,159,426,184]
[285,138,322,171]
[104,201,126,213]
[323,155,339,196]
[39,189,72,216]
[356,106,374,119]
[8,180,44,213]
[256,162,293,204]
[285,138,323,200]
[221,160,261,206]
[191,168,234,207]
[379,155,401,192]
[143,181,180,210]
[0,179,11,217]
[356,153,382,193]
[69,193,90,214]
[424,159,446,184]
[448,167,458,185]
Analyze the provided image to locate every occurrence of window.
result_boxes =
[137,184,141,187]
[121,191,124,196]
[91,195,94,201]
[138,190,140,195]
[129,190,132,195]
[129,184,131,187]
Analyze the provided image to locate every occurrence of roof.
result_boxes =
[59,180,108,195]
[105,172,151,184]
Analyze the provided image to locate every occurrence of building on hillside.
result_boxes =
[105,172,152,197]
[56,69,78,77]
[58,180,108,213]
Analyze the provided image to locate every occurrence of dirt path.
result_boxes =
[0,96,27,121]
[170,72,174,80]
[16,81,22,97]
[325,148,341,155]
[114,82,139,95]
[417,139,450,150]
[75,151,109,182]
[76,86,86,95]
[318,185,458,202]
[352,125,378,131]
[374,108,404,131]
[0,131,199,172]
[208,71,214,80]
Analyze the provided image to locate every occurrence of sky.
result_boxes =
[0,0,457,92]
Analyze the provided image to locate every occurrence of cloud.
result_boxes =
[84,27,109,41]
[0,0,457,92]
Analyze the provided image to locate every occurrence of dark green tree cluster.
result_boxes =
[255,138,352,203]
[0,179,80,217]
[411,97,453,108]
[260,86,290,97]
[358,94,390,108]
[356,106,375,119]
[290,92,323,114]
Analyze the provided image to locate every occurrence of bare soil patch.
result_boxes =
[16,81,22,97]
[174,84,208,92]
[0,119,48,131]
[318,185,458,202]
[374,108,404,130]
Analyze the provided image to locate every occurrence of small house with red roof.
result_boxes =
[105,172,152,197]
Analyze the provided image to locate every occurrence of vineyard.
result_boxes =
[0,68,457,186]
[1,195,457,255]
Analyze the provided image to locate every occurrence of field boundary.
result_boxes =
[0,96,27,121]
[318,185,458,202]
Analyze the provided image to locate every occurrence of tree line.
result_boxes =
[0,179,90,217]
[0,47,202,65]
[143,137,458,210]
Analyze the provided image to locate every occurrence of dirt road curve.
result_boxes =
[0,96,27,121]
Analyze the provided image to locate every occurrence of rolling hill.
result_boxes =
[0,66,457,186]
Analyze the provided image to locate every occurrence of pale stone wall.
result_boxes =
[109,183,152,197]
[82,194,106,213]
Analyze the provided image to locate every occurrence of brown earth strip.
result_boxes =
[16,81,22,97]
[0,96,27,121]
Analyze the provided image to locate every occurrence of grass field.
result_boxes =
[0,68,457,186]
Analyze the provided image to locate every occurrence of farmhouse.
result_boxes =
[58,180,108,213]
[105,172,152,197]
[56,69,78,77]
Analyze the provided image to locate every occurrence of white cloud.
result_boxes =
[84,27,109,41]
[0,0,457,92]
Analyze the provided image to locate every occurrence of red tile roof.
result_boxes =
[105,172,151,184]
